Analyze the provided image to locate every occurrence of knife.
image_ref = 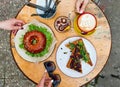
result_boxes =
[26,2,47,11]
[52,0,61,10]
[45,0,48,8]
[48,0,52,8]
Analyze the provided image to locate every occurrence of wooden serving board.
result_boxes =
[10,0,111,87]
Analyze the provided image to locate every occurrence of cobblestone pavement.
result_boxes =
[0,0,120,87]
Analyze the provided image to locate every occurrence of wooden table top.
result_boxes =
[10,0,111,87]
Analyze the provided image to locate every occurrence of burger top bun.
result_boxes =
[77,12,97,33]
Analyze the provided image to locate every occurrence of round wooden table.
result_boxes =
[10,0,111,87]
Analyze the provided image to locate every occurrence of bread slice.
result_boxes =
[78,39,93,66]
[67,48,82,73]
[66,39,93,73]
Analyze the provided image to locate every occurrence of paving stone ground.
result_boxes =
[0,0,120,87]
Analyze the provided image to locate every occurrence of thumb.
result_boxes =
[37,70,47,87]
[80,0,89,14]
[48,80,53,87]
[12,30,18,36]
[75,0,83,13]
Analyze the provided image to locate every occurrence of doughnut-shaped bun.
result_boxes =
[23,30,46,54]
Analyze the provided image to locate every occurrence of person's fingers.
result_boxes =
[48,80,53,87]
[16,20,25,25]
[12,18,25,25]
[12,26,23,30]
[44,77,52,86]
[12,30,18,35]
[40,71,47,84]
[45,77,51,81]
[37,70,47,87]
[75,0,83,13]
[14,22,23,26]
[10,18,25,26]
[80,0,89,13]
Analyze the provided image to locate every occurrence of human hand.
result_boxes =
[36,70,53,87]
[75,0,89,14]
[0,18,25,30]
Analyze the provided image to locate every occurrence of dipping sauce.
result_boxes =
[77,12,97,34]
[54,16,71,32]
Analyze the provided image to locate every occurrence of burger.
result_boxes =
[14,20,56,62]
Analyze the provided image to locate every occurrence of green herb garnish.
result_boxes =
[69,42,75,50]
[69,40,89,62]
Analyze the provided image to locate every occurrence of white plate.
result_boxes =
[14,20,56,62]
[56,37,97,78]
